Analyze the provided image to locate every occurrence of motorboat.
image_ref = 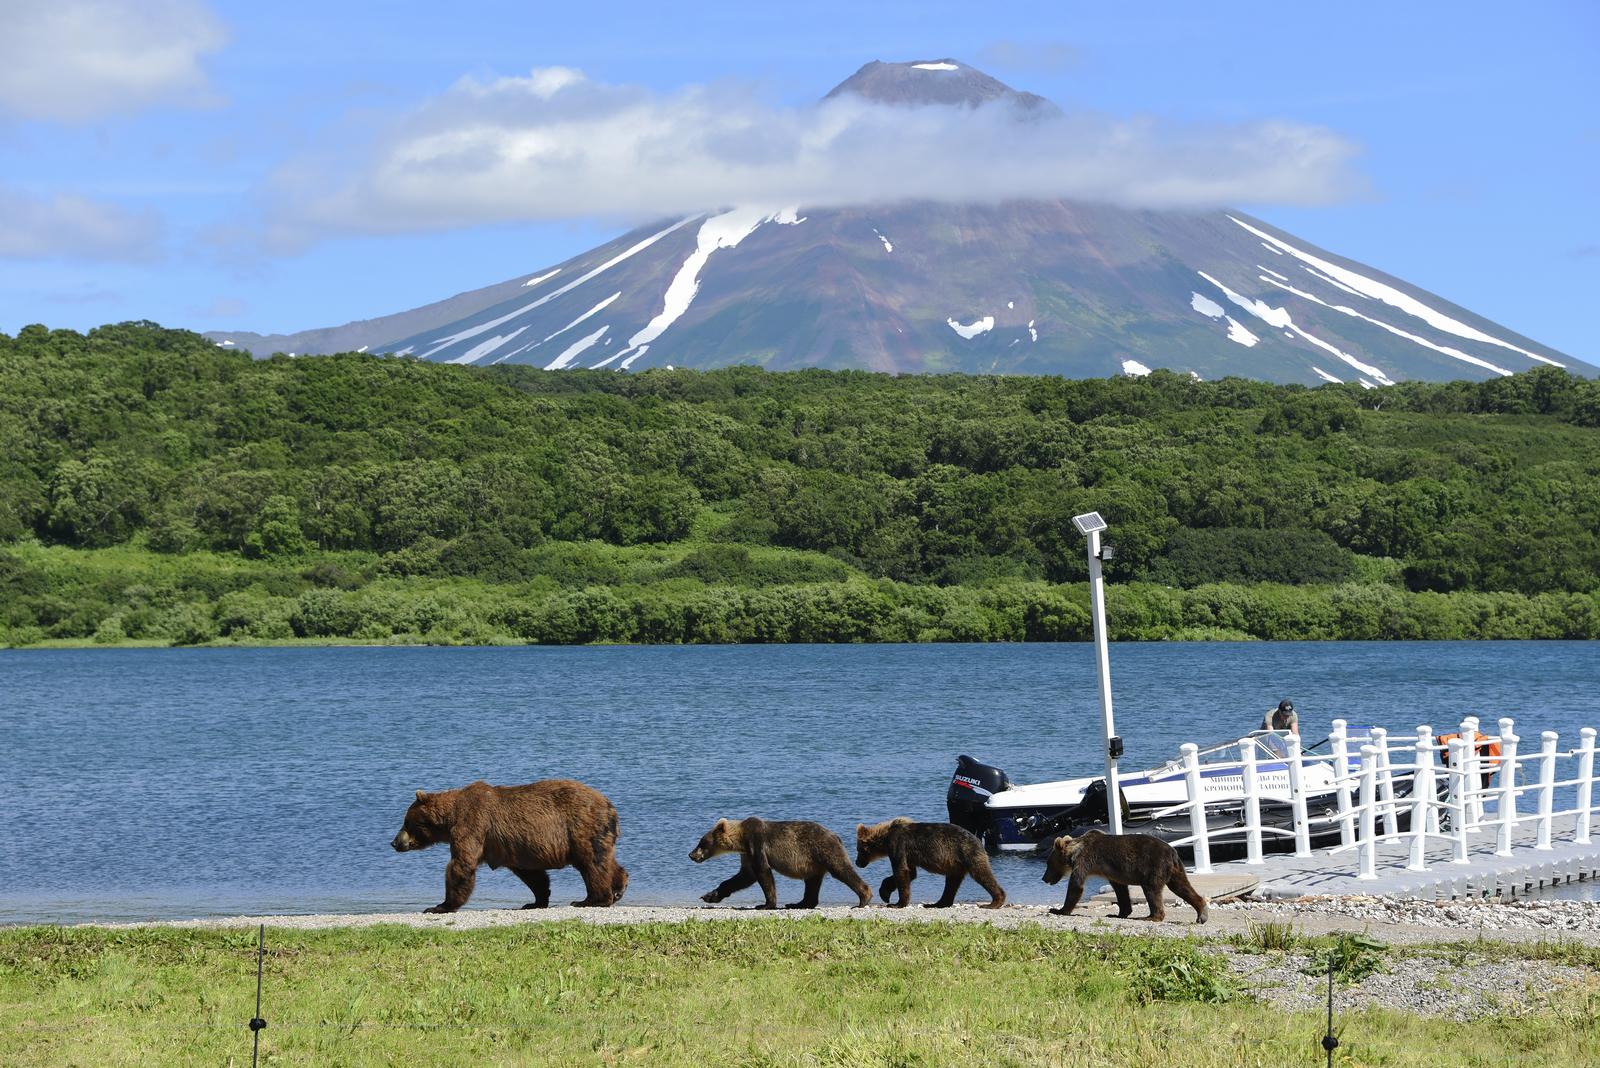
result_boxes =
[945,729,1412,859]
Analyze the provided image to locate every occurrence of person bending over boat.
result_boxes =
[1261,700,1298,734]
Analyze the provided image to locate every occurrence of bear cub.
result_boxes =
[1042,830,1208,923]
[855,818,1006,909]
[391,779,628,913]
[690,817,872,909]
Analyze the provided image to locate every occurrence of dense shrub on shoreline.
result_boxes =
[5,542,1597,647]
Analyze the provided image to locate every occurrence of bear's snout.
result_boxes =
[688,847,707,863]
[392,830,416,852]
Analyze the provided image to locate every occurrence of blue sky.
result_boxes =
[1,0,1595,365]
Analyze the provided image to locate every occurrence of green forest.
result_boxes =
[4,320,1599,647]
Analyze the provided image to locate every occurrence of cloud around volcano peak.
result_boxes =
[259,65,1368,250]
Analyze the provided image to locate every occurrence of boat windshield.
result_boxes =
[1143,731,1294,777]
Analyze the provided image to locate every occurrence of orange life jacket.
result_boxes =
[1436,729,1502,759]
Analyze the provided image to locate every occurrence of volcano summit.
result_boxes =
[208,60,1587,385]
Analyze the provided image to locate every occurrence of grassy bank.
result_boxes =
[5,539,1600,649]
[3,920,1598,1066]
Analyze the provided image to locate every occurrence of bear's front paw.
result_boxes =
[423,905,454,915]
[700,891,722,903]
[1048,906,1073,917]
[520,902,548,910]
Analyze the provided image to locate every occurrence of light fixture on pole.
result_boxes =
[1072,510,1123,835]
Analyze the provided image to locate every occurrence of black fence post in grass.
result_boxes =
[1322,956,1338,1068]
[250,923,268,1068]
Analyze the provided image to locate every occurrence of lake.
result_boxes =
[4,641,1598,924]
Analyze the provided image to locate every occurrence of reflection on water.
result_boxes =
[3,641,1597,923]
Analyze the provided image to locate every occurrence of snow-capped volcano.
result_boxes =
[208,60,1587,384]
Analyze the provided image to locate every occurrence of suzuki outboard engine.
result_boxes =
[947,755,1011,852]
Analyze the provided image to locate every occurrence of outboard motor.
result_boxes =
[947,755,1011,851]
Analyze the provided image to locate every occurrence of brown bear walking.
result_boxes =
[690,817,873,909]
[855,818,1006,909]
[390,779,628,913]
[1042,830,1208,923]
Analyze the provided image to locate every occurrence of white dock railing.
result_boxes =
[1148,718,1597,880]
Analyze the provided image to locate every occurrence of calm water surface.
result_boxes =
[4,641,1598,924]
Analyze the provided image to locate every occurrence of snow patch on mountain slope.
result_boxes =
[1122,359,1152,376]
[609,207,803,365]
[873,228,893,253]
[1225,317,1259,346]
[1229,215,1562,368]
[1197,270,1394,385]
[1312,366,1344,384]
[948,316,994,339]
[1258,265,1288,281]
[522,268,560,288]
[418,215,698,358]
[1301,265,1362,297]
[619,345,649,369]
[536,292,621,347]
[1191,292,1225,317]
[913,62,959,70]
[447,326,529,365]
[1259,275,1513,377]
[544,325,609,370]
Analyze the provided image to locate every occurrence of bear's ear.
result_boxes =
[415,789,427,803]
[857,823,868,836]
[1054,836,1069,852]
[715,818,728,831]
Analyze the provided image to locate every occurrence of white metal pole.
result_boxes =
[1241,735,1263,865]
[1420,725,1440,836]
[1461,717,1483,829]
[1358,745,1377,879]
[1448,738,1470,865]
[1287,732,1312,858]
[1577,728,1595,846]
[1182,743,1211,874]
[1409,726,1431,872]
[1537,731,1558,850]
[1086,527,1122,836]
[1372,726,1394,837]
[1496,732,1519,857]
[1331,720,1353,847]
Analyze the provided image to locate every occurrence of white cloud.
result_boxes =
[0,0,229,122]
[0,184,164,261]
[261,66,1369,249]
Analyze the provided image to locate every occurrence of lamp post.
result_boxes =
[1072,511,1122,835]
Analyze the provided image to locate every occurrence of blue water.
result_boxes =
[3,642,1598,924]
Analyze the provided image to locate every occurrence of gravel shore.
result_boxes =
[57,893,1600,942]
[1222,949,1597,1021]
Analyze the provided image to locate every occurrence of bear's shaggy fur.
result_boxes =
[854,818,1005,909]
[690,817,872,909]
[1042,830,1208,923]
[391,779,628,913]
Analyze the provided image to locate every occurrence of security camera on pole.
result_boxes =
[1072,511,1122,835]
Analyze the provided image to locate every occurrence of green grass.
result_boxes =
[3,921,1598,1066]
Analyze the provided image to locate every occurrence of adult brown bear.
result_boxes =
[690,817,872,909]
[390,779,628,912]
[1042,830,1208,923]
[855,818,1005,909]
